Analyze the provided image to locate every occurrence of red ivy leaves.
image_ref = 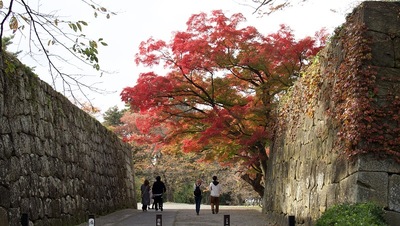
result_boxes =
[324,13,400,161]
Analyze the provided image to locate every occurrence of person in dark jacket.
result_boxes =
[152,176,166,211]
[193,178,204,215]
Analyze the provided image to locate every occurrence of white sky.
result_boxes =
[5,0,360,119]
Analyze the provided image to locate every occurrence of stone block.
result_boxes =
[355,172,388,207]
[368,31,395,67]
[0,185,10,208]
[29,196,43,221]
[8,208,20,226]
[385,210,400,226]
[34,137,44,157]
[331,157,348,183]
[360,1,400,35]
[338,173,358,204]
[351,154,400,174]
[0,207,8,226]
[0,117,11,135]
[0,93,4,117]
[316,172,325,190]
[8,157,21,181]
[394,38,400,67]
[389,174,400,212]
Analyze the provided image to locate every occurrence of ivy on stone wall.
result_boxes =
[278,6,400,161]
[327,19,377,158]
[276,54,323,142]
[329,11,400,161]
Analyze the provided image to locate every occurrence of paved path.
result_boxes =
[76,203,277,226]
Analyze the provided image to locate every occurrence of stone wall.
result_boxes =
[0,55,135,225]
[264,2,400,225]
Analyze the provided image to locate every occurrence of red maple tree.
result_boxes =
[121,10,327,196]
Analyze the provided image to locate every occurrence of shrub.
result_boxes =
[316,202,387,226]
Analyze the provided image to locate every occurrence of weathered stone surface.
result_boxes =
[0,56,135,225]
[0,207,8,226]
[264,2,400,226]
[350,153,400,174]
[355,172,388,206]
[369,31,395,67]
[0,185,10,208]
[359,1,400,35]
[389,174,400,212]
[385,210,400,226]
[394,37,400,67]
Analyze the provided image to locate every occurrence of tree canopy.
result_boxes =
[121,10,327,196]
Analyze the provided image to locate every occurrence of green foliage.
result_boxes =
[316,202,388,226]
[102,106,127,127]
[2,36,14,51]
[71,38,108,71]
[2,37,36,76]
[173,183,194,203]
[133,148,258,205]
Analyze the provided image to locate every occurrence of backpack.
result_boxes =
[194,185,201,197]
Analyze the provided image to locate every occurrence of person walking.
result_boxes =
[140,179,151,211]
[209,175,222,214]
[193,178,204,215]
[152,176,167,211]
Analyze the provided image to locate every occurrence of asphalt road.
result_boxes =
[75,202,275,226]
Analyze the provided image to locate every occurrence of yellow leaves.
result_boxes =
[9,16,18,33]
[80,102,101,117]
[89,40,97,49]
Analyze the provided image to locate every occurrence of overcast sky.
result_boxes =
[6,0,359,118]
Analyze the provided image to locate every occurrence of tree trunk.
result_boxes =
[240,171,264,198]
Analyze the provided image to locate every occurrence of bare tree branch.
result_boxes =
[1,0,114,108]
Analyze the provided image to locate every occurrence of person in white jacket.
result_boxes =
[209,175,222,214]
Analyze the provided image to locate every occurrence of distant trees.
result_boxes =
[102,106,127,127]
[102,106,259,204]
